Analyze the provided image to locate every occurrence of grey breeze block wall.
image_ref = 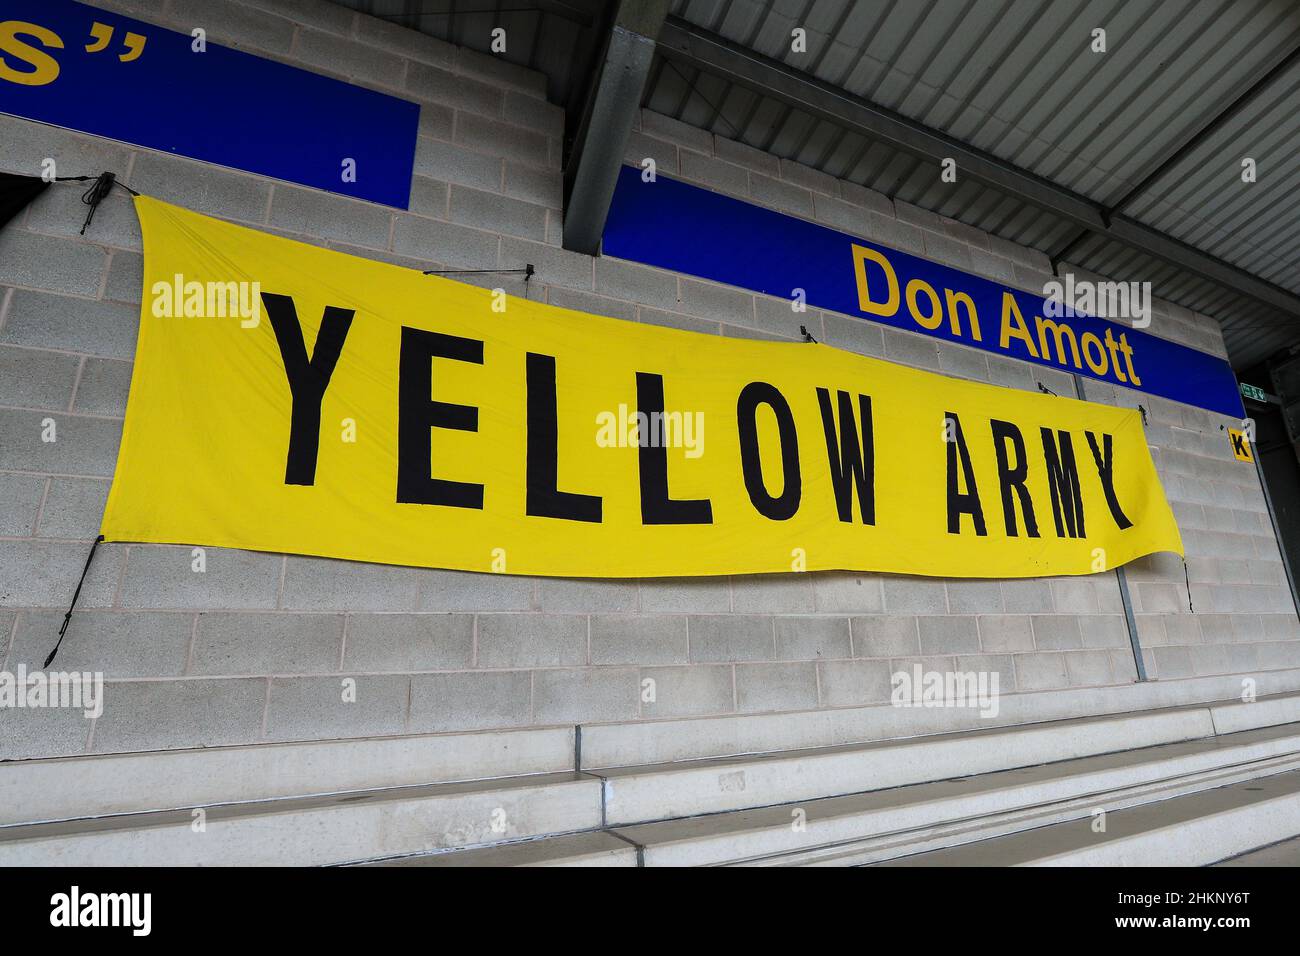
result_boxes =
[0,0,1297,761]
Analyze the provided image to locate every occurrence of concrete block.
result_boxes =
[711,136,778,175]
[104,251,143,304]
[117,545,282,610]
[807,573,882,613]
[0,539,123,608]
[731,574,815,613]
[392,214,498,270]
[414,138,504,191]
[280,556,423,612]
[639,665,733,718]
[775,615,851,661]
[501,236,593,291]
[1153,645,1195,679]
[639,307,719,335]
[590,615,688,666]
[265,674,409,741]
[2,291,139,360]
[475,614,587,668]
[71,357,132,417]
[455,47,548,98]
[547,288,634,323]
[748,295,810,339]
[1000,579,1054,612]
[294,26,406,87]
[0,704,92,761]
[449,185,547,241]
[818,658,893,707]
[919,616,980,655]
[678,150,749,195]
[245,0,355,35]
[639,110,713,154]
[735,661,819,713]
[821,311,885,357]
[1079,614,1130,649]
[408,60,504,117]
[595,258,679,310]
[922,231,973,269]
[502,161,562,209]
[977,614,1034,653]
[128,152,271,224]
[35,477,109,539]
[356,13,456,68]
[1032,615,1084,650]
[0,409,121,477]
[947,580,1004,613]
[0,473,44,536]
[408,670,533,732]
[638,579,731,613]
[852,615,920,658]
[882,328,940,369]
[190,612,344,676]
[749,173,814,218]
[779,158,838,195]
[417,103,455,141]
[415,569,534,612]
[0,345,78,411]
[343,614,474,671]
[882,575,947,613]
[937,341,989,381]
[623,135,678,175]
[1014,652,1070,691]
[89,677,267,753]
[0,232,107,297]
[1051,578,1100,613]
[537,579,638,613]
[455,114,549,165]
[533,667,640,723]
[7,609,191,678]
[894,200,946,233]
[837,180,893,215]
[503,90,565,137]
[676,278,753,323]
[688,615,775,662]
[1064,649,1113,685]
[269,187,393,249]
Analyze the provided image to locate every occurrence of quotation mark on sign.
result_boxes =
[86,22,146,62]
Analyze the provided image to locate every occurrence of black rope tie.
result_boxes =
[44,534,105,668]
[799,325,817,343]
[1037,382,1058,397]
[1183,557,1194,613]
[54,172,139,235]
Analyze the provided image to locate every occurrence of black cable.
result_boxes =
[44,535,105,668]
[54,172,139,235]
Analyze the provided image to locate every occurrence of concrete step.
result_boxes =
[0,772,602,866]
[586,696,1288,826]
[5,690,1299,865]
[1215,833,1300,866]
[366,831,638,867]
[876,767,1300,867]
[612,721,1300,866]
[0,725,576,827]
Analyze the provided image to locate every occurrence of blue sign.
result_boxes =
[0,0,419,208]
[603,167,1244,419]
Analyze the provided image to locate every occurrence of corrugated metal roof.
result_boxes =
[648,0,1300,370]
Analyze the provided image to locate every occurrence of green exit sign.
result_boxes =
[1240,383,1267,402]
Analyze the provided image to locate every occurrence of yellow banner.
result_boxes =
[102,197,1183,578]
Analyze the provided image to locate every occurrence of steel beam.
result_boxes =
[562,0,669,256]
[655,17,1300,322]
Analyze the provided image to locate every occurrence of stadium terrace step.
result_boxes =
[367,831,638,867]
[2,690,1299,866]
[875,766,1300,867]
[0,772,602,867]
